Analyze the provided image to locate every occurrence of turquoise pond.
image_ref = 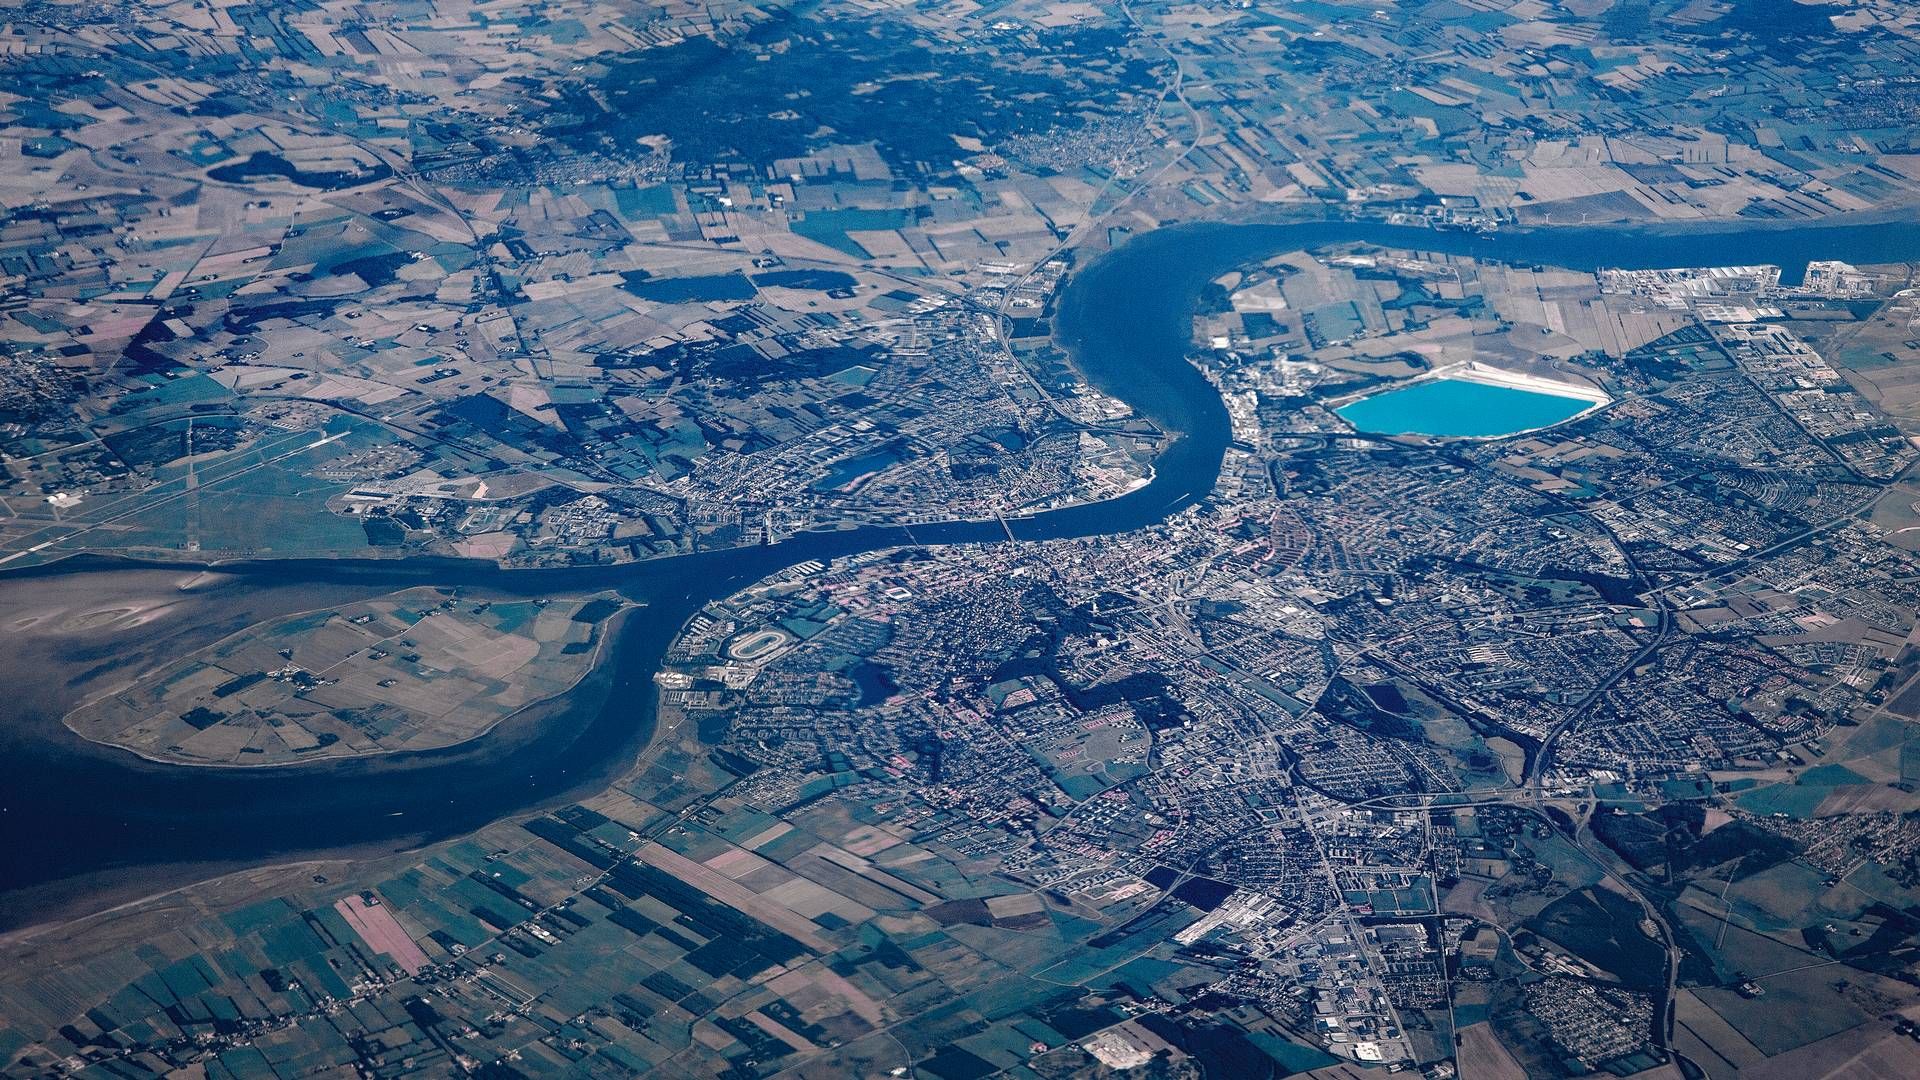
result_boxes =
[1336,377,1596,437]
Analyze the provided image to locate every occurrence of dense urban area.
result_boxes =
[3,0,1920,1079]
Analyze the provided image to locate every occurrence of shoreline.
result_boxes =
[1441,361,1611,404]
[59,599,638,772]
[9,212,1915,582]
[3,214,1915,932]
[1229,201,1920,241]
[1322,360,1611,411]
[1330,360,1616,440]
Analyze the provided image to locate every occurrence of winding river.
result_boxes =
[3,218,1917,930]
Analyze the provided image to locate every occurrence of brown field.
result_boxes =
[1455,1021,1528,1080]
[64,587,617,766]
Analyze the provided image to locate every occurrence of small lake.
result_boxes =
[1337,377,1598,438]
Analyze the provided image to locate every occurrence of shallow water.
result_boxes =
[1338,378,1595,438]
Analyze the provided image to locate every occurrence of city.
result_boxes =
[3,1,1920,1079]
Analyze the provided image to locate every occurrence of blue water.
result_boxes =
[1338,377,1595,437]
[6,215,1920,926]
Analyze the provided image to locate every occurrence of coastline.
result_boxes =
[1328,361,1615,441]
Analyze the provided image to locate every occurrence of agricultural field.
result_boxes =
[64,589,623,766]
